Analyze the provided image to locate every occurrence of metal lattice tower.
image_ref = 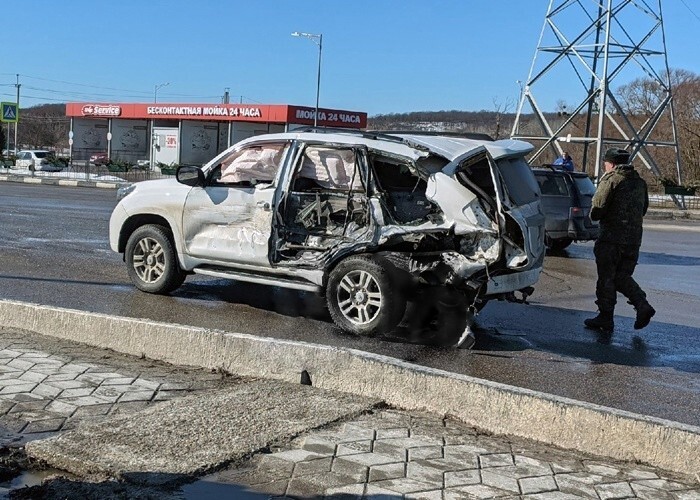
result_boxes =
[511,0,682,185]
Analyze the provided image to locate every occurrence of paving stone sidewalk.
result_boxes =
[191,410,700,499]
[1,327,699,499]
[0,327,237,445]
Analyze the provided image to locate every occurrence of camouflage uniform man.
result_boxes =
[585,148,655,334]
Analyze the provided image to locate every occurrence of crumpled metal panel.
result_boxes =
[182,186,274,266]
[426,172,498,236]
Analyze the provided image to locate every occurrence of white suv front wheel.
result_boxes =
[326,256,406,336]
[125,224,186,294]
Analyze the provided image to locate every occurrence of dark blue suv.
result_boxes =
[533,166,599,251]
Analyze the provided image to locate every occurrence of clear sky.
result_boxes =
[2,0,699,116]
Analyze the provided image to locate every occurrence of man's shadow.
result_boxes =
[473,300,700,374]
[554,244,700,267]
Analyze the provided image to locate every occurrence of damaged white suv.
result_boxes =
[110,130,545,338]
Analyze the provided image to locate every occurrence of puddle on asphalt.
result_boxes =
[182,478,271,499]
[0,468,64,496]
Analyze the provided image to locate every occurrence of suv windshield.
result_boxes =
[496,157,539,205]
[573,176,596,196]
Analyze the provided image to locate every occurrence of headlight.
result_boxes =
[116,184,136,201]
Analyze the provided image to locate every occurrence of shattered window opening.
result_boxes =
[370,154,440,225]
[295,146,364,192]
[275,145,373,263]
[455,156,498,218]
[496,157,540,205]
[217,142,290,185]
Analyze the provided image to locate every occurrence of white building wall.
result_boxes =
[180,121,220,166]
[153,127,179,166]
[71,118,108,160]
[110,119,148,163]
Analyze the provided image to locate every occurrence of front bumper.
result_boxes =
[109,204,129,253]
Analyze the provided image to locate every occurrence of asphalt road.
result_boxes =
[1,183,699,427]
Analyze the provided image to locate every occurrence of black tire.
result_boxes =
[546,236,573,251]
[326,255,406,336]
[125,224,186,294]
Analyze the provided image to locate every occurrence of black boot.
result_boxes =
[584,311,614,334]
[634,301,656,330]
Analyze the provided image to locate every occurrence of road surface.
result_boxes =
[1,183,698,426]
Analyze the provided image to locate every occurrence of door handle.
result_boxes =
[257,201,271,211]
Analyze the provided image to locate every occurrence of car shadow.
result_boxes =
[9,272,692,374]
[168,279,700,374]
[174,278,331,321]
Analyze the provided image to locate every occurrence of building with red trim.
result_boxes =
[66,103,367,167]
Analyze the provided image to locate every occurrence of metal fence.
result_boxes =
[649,194,700,210]
[0,162,175,183]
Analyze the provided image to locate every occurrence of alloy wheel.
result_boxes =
[132,237,166,284]
[336,270,382,325]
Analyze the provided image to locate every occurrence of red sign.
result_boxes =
[288,106,367,128]
[66,103,367,129]
[81,104,121,117]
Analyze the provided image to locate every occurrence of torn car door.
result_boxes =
[181,142,291,266]
[429,147,505,267]
[271,143,374,268]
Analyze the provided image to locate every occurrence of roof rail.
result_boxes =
[291,126,412,145]
[369,130,495,141]
[536,164,587,176]
[538,163,567,172]
[292,127,494,143]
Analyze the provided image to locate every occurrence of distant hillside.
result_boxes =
[17,103,69,150]
[367,110,517,140]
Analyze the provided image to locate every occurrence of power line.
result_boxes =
[5,74,263,106]
[679,0,700,23]
[20,74,153,95]
[0,91,67,102]
[19,74,234,101]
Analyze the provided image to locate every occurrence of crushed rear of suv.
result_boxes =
[533,166,599,250]
[110,130,545,344]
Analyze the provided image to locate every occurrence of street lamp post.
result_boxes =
[154,82,170,103]
[152,82,169,171]
[291,31,322,127]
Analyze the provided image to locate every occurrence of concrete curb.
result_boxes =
[646,209,700,221]
[1,299,698,479]
[0,172,124,189]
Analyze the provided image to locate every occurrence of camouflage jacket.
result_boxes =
[590,165,649,246]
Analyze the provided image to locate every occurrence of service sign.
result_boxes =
[65,103,366,129]
[81,104,122,117]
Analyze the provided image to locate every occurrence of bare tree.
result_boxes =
[616,69,700,183]
[492,97,515,140]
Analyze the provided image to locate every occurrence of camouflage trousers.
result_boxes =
[594,240,647,313]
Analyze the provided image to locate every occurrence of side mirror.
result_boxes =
[176,165,204,187]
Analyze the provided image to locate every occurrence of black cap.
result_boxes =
[603,148,631,164]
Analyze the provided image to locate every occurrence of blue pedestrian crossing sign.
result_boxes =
[1,102,18,123]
